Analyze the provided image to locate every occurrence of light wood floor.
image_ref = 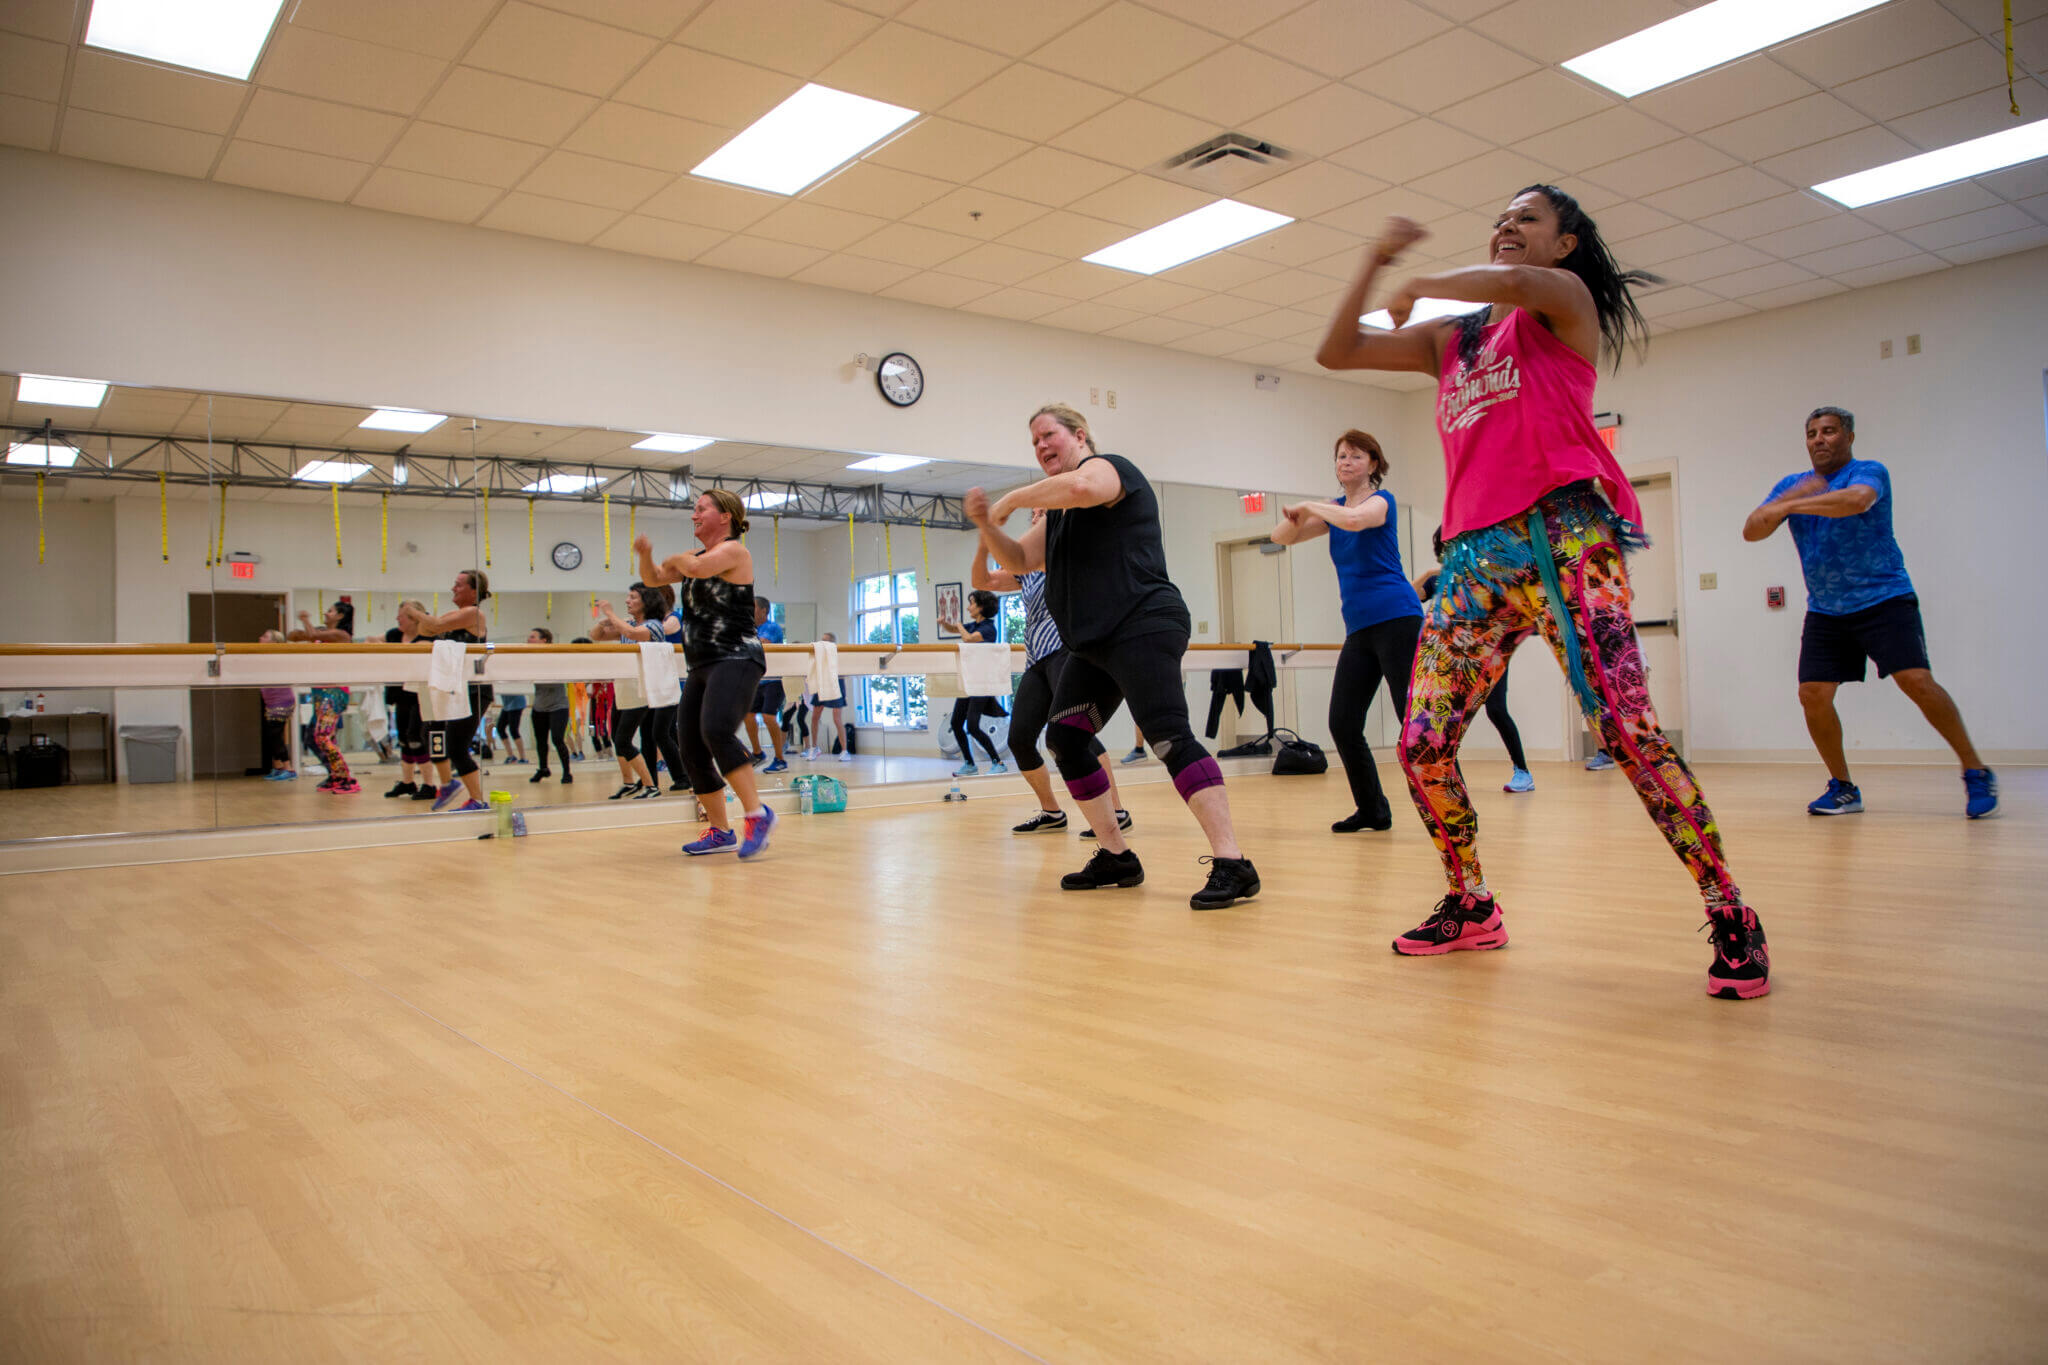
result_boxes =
[3,763,2043,1362]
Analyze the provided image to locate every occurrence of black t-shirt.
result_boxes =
[964,617,996,643]
[1044,452,1189,650]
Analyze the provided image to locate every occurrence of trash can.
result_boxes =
[120,725,181,783]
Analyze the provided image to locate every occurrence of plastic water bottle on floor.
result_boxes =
[488,790,514,839]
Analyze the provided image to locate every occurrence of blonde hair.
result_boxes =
[704,488,750,537]
[1030,403,1096,453]
[460,568,491,602]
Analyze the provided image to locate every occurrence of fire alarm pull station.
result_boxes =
[1767,586,1786,609]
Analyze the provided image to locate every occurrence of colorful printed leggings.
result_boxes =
[310,689,351,784]
[1399,506,1740,908]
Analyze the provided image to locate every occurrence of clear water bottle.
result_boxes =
[798,779,813,815]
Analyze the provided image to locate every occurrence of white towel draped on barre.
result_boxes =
[418,638,470,722]
[637,641,682,708]
[806,641,842,704]
[954,642,1013,697]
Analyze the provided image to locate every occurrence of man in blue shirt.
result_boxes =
[744,597,788,773]
[1744,406,1995,818]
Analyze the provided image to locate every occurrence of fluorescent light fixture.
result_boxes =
[1084,200,1294,276]
[522,473,603,494]
[17,374,108,407]
[1563,0,1891,98]
[744,490,793,509]
[84,0,288,81]
[633,432,717,454]
[1361,298,1476,330]
[6,439,79,467]
[693,83,919,196]
[359,408,447,433]
[845,454,931,473]
[1814,115,2048,207]
[293,459,370,483]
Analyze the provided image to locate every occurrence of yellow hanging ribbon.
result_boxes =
[159,470,169,563]
[629,500,636,553]
[546,591,552,620]
[204,490,215,569]
[603,490,612,570]
[847,512,856,583]
[481,485,491,568]
[380,493,389,574]
[433,591,439,614]
[216,481,228,568]
[492,591,499,627]
[528,498,536,573]
[884,522,893,576]
[319,588,324,615]
[367,590,373,623]
[2006,0,2020,116]
[36,471,45,565]
[332,483,343,566]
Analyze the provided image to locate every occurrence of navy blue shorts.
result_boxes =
[1798,593,1929,684]
[752,678,785,715]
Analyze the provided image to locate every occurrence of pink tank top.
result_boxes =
[1434,307,1640,538]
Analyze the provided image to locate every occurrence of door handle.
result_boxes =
[1635,617,1677,632]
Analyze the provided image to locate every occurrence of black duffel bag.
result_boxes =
[1270,728,1326,775]
[15,737,71,787]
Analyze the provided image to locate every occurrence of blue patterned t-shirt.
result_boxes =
[1768,458,1913,616]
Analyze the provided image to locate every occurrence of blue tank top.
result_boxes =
[1328,489,1422,634]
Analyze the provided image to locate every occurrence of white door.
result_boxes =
[1623,474,1686,755]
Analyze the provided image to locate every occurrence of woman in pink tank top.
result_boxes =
[1316,184,1769,1002]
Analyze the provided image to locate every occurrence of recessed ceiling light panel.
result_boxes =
[744,490,794,509]
[633,433,717,454]
[845,454,931,473]
[7,439,80,467]
[1563,0,1892,99]
[1084,200,1294,276]
[693,84,919,196]
[522,473,604,494]
[1814,115,2048,207]
[359,408,448,433]
[85,0,288,81]
[17,374,109,407]
[1360,298,1477,331]
[293,459,370,483]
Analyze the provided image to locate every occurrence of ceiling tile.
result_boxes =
[58,109,220,178]
[1757,124,1918,190]
[563,103,729,172]
[1232,305,1326,339]
[1746,214,1883,258]
[1935,225,2048,265]
[994,210,1129,257]
[1655,241,1775,284]
[1974,159,2048,201]
[1854,182,2003,230]
[1834,41,2008,123]
[878,272,996,306]
[0,93,55,149]
[867,116,1030,181]
[1036,300,1150,334]
[1890,84,2048,150]
[1591,200,1680,240]
[816,23,1011,109]
[806,160,954,216]
[1738,278,1848,310]
[285,0,499,58]
[940,241,1068,285]
[234,89,404,163]
[353,167,500,223]
[1228,217,1359,265]
[517,150,672,210]
[614,46,802,127]
[1237,160,1382,218]
[465,3,661,97]
[1103,316,1207,345]
[254,25,447,116]
[1436,70,1614,144]
[0,1,73,42]
[1898,203,2039,251]
[1225,267,1332,306]
[1406,147,1564,211]
[1161,293,1272,327]
[636,174,781,229]
[1792,233,1920,274]
[1111,0,1311,40]
[1048,98,1217,169]
[903,183,1049,238]
[1616,223,1728,266]
[1642,166,1792,222]
[1772,0,1976,87]
[1063,173,1212,229]
[1467,0,1682,65]
[213,140,369,202]
[790,253,921,293]
[1024,259,1131,299]
[529,0,710,37]
[0,31,63,103]
[1094,276,1208,312]
[1628,58,1816,134]
[1348,27,1536,114]
[1634,283,1719,317]
[1655,299,1754,329]
[897,0,1106,54]
[1511,106,1678,173]
[849,220,981,266]
[384,122,544,188]
[480,191,623,243]
[1315,186,1460,238]
[420,67,600,145]
[1245,0,1450,78]
[694,235,830,277]
[940,63,1124,143]
[1328,118,1489,183]
[1831,253,1946,287]
[1697,93,1871,166]
[1245,81,1408,157]
[1143,45,1323,126]
[750,200,892,249]
[66,50,248,134]
[1694,190,1836,239]
[590,214,728,261]
[959,287,1070,321]
[973,146,1127,206]
[1030,3,1227,93]
[1224,338,1310,366]
[677,0,880,78]
[1165,327,1261,356]
[1157,251,1283,291]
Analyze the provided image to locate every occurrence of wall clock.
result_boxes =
[876,351,923,407]
[552,541,583,570]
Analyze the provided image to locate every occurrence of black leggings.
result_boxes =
[949,696,1001,765]
[1047,628,1219,804]
[1329,616,1422,818]
[394,691,428,765]
[530,707,571,772]
[429,685,491,778]
[1009,651,1102,775]
[678,657,765,795]
[1483,661,1530,771]
[615,702,687,785]
[495,705,524,740]
[260,716,291,769]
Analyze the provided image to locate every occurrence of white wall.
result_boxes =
[0,494,115,714]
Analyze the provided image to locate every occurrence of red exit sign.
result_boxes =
[229,562,255,579]
[1240,491,1265,515]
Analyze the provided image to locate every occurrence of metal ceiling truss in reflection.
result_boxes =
[3,424,972,528]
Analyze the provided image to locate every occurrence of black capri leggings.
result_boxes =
[394,690,428,765]
[530,707,572,772]
[495,704,525,740]
[430,683,492,778]
[1008,651,1103,775]
[1046,627,1219,803]
[679,657,766,795]
[1329,615,1422,819]
[612,705,653,762]
[949,696,1002,766]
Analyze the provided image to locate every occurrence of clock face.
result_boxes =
[877,351,923,407]
[551,541,583,571]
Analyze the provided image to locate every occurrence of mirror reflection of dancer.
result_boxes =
[744,598,788,774]
[293,598,358,795]
[526,628,573,785]
[381,610,434,801]
[1270,429,1424,833]
[595,584,668,801]
[967,404,1260,910]
[636,489,776,859]
[599,583,689,795]
[937,588,1008,777]
[399,570,493,813]
[971,512,1131,836]
[803,632,849,762]
[1318,188,1768,999]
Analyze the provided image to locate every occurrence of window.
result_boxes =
[854,571,924,728]
[996,593,1026,646]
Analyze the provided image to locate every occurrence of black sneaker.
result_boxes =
[1061,847,1144,890]
[1703,906,1771,1000]
[529,769,550,784]
[384,780,416,798]
[609,782,641,800]
[1012,810,1068,834]
[1079,809,1134,838]
[1332,807,1393,833]
[1393,893,1507,954]
[1190,856,1259,909]
[410,784,437,801]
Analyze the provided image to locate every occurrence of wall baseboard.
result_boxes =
[1689,749,2048,766]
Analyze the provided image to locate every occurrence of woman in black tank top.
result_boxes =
[399,568,494,813]
[636,488,775,861]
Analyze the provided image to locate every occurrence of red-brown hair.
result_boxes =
[1335,429,1387,488]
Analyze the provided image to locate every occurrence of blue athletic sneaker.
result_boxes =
[763,757,788,774]
[953,761,979,777]
[988,761,1008,774]
[738,806,777,859]
[1504,768,1535,793]
[1585,751,1616,771]
[1807,778,1863,815]
[1963,768,1999,819]
[683,826,738,856]
[430,779,465,811]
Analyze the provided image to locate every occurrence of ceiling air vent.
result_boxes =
[1151,133,1295,196]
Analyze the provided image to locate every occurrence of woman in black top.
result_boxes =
[937,588,1007,776]
[636,488,774,861]
[967,403,1259,910]
[398,568,494,813]
[526,628,573,785]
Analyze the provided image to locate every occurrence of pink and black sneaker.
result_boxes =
[1393,893,1509,955]
[1704,905,1770,999]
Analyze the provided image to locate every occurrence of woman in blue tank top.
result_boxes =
[1270,429,1423,833]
